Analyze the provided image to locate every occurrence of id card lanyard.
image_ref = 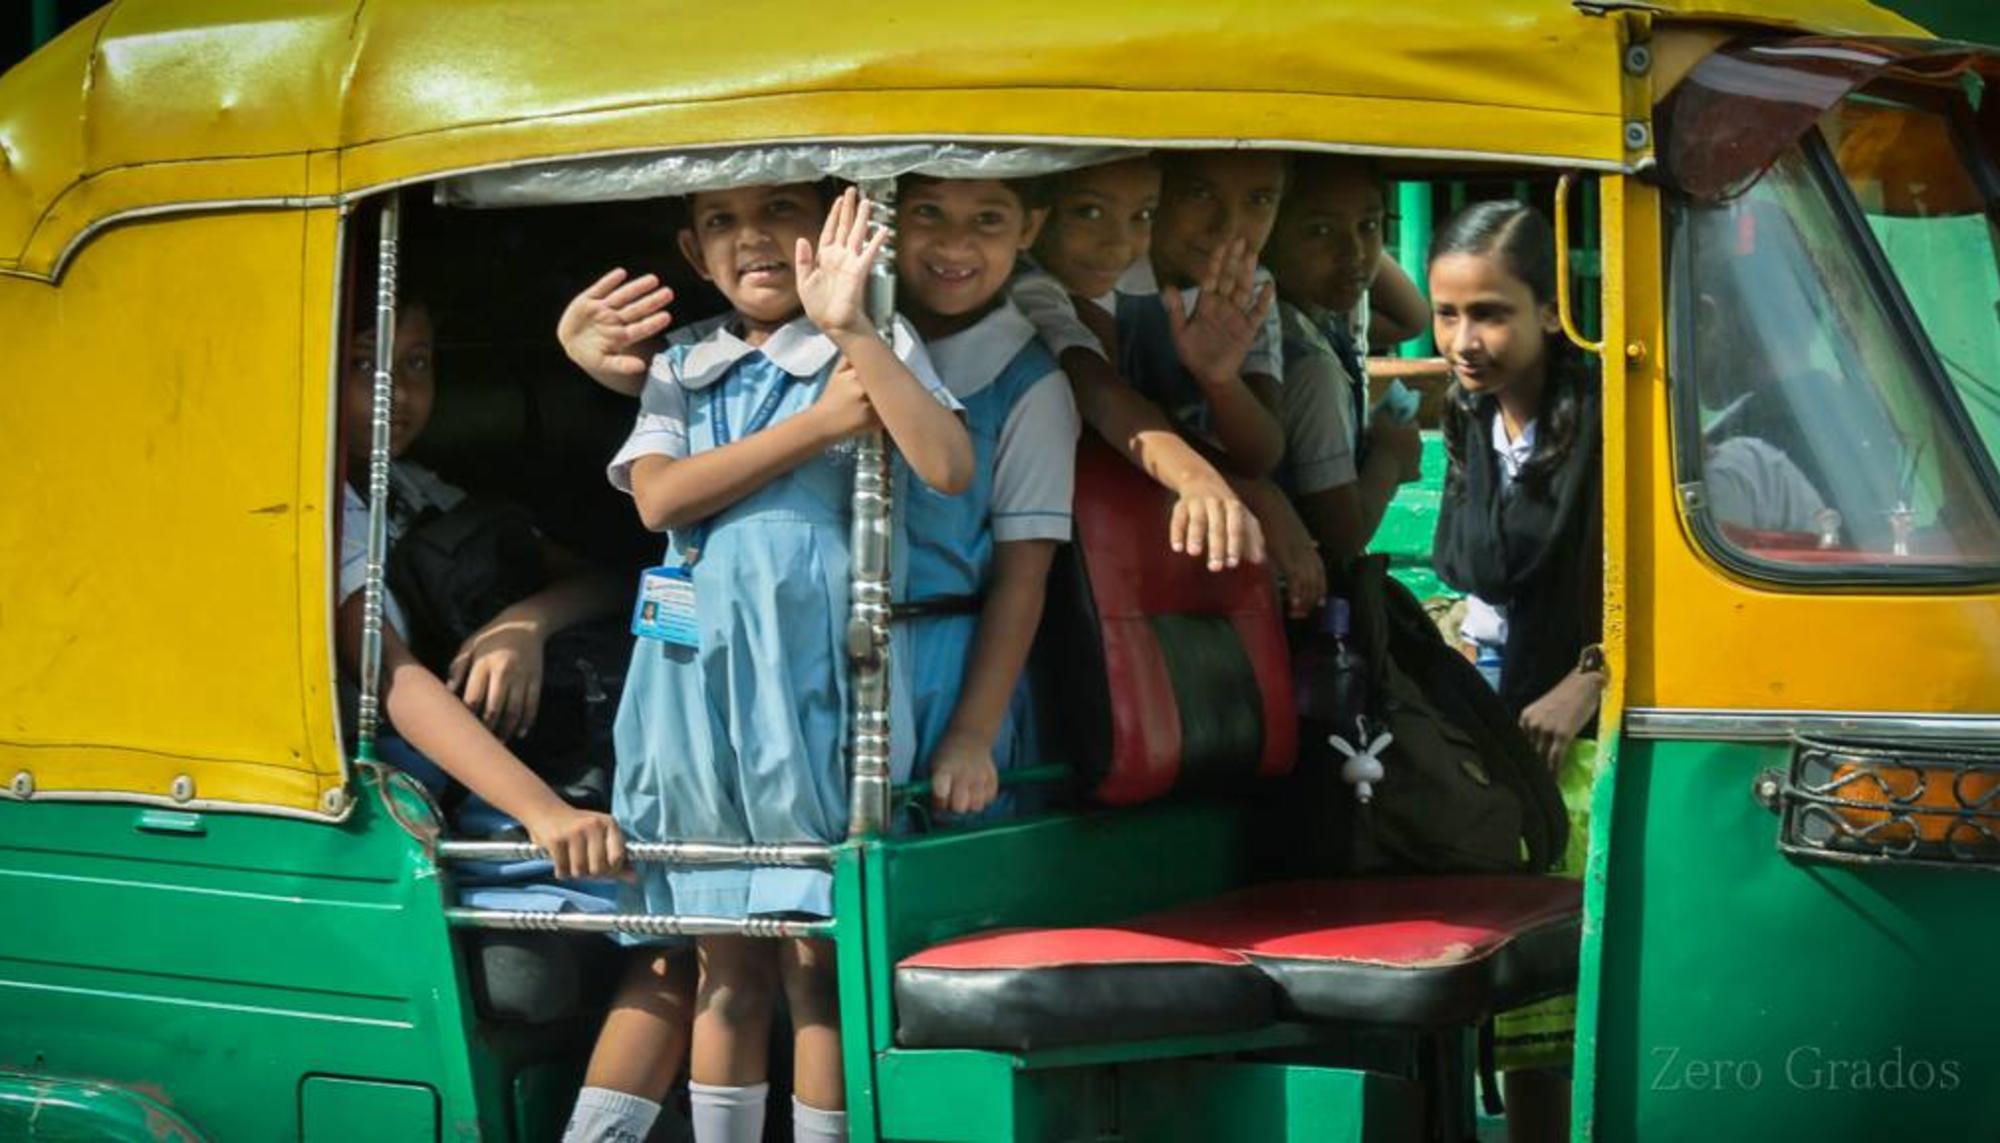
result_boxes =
[632,372,798,649]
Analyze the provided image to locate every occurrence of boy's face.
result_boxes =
[341,306,436,469]
[1151,152,1287,288]
[1265,166,1385,315]
[677,184,826,329]
[897,178,1045,327]
[1032,159,1161,300]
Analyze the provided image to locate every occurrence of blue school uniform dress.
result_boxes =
[889,302,1079,817]
[608,314,950,920]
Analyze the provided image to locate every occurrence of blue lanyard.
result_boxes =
[709,372,797,448]
[679,372,798,562]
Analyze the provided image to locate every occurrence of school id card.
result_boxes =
[632,565,699,648]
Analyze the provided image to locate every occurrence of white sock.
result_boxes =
[562,1086,661,1143]
[688,1080,767,1143]
[793,1097,849,1143]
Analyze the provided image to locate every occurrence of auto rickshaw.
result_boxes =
[1,2,1995,1140]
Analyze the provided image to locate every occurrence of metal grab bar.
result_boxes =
[436,839,835,868]
[446,908,833,940]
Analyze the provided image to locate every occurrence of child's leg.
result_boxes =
[563,948,696,1142]
[588,948,698,1092]
[689,936,778,1143]
[780,937,847,1141]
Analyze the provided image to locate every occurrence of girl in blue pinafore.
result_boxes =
[888,175,1081,822]
[592,184,969,1143]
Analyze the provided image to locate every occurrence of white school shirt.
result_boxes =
[607,313,951,492]
[924,301,1083,543]
[338,461,467,639]
[1459,413,1538,654]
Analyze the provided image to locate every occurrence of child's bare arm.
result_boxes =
[1367,254,1431,351]
[1163,239,1286,476]
[1059,345,1264,569]
[837,332,973,494]
[1230,476,1327,618]
[1292,483,1367,566]
[627,374,874,531]
[336,595,624,879]
[448,549,624,740]
[557,268,676,398]
[796,188,972,494]
[928,539,1057,816]
[1352,416,1423,541]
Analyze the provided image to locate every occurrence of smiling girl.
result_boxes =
[1427,198,1604,1142]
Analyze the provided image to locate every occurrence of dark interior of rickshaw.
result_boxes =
[337,157,1597,1139]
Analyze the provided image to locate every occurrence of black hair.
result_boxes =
[897,172,1053,213]
[1157,148,1295,193]
[1286,154,1387,203]
[1430,198,1585,498]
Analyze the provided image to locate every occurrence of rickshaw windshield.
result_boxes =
[1668,125,2000,582]
[1821,89,2000,467]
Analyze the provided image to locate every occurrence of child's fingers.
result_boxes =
[859,222,891,270]
[1242,512,1268,566]
[932,770,955,811]
[584,266,630,300]
[850,194,873,254]
[624,307,676,345]
[818,189,845,253]
[604,825,628,873]
[1247,280,1276,326]
[1161,285,1188,335]
[1169,499,1190,554]
[582,827,611,880]
[604,272,662,310]
[447,650,470,694]
[616,283,673,322]
[520,681,541,739]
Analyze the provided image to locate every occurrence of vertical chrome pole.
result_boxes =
[354,194,401,763]
[846,179,898,839]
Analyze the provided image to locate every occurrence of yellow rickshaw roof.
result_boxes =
[0,0,1926,276]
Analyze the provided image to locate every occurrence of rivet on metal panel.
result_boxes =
[1678,482,1706,514]
[322,786,351,816]
[1623,121,1652,151]
[1753,770,1784,814]
[9,772,31,798]
[170,775,196,803]
[1625,341,1649,365]
[1623,43,1653,76]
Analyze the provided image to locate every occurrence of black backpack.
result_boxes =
[385,497,629,807]
[1286,555,1567,875]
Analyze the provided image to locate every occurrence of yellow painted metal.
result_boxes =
[0,0,1919,281]
[0,0,1962,816]
[0,209,346,816]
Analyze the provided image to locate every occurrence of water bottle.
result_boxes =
[1295,597,1367,732]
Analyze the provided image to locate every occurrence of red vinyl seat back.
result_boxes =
[1040,437,1296,805]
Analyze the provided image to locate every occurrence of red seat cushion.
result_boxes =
[894,927,1278,1051]
[1130,877,1583,1027]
